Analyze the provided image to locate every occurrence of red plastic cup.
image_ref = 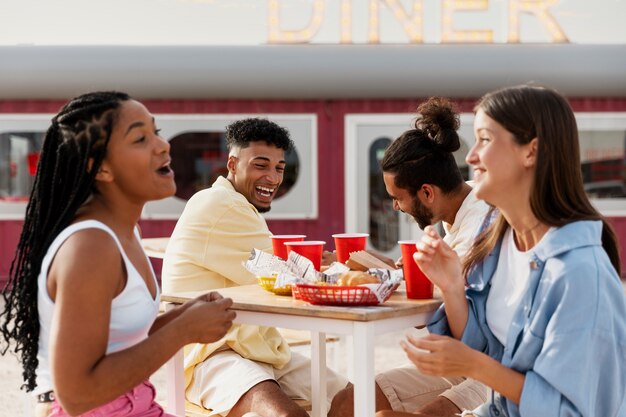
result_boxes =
[332,233,369,264]
[285,240,326,271]
[399,240,434,299]
[270,235,307,259]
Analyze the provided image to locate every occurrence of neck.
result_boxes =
[441,183,472,225]
[504,211,549,251]
[75,194,143,239]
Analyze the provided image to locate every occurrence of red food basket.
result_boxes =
[294,284,392,306]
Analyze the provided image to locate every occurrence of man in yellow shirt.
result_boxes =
[162,118,348,417]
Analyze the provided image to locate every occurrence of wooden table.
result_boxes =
[162,285,441,417]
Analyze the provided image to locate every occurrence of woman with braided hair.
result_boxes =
[0,91,236,416]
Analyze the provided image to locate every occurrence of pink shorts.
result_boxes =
[48,381,176,417]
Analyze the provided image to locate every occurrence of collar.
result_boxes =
[467,220,603,291]
[443,182,478,234]
[212,175,261,215]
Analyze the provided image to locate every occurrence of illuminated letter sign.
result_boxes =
[368,0,424,43]
[267,0,569,44]
[508,0,568,42]
[268,0,325,43]
[441,0,493,43]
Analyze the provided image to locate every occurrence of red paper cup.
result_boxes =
[332,233,369,264]
[399,240,434,299]
[285,240,326,271]
[270,234,306,259]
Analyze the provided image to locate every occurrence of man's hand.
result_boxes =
[322,250,337,266]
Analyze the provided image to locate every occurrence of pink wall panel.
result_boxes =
[0,221,24,286]
[2,97,626,287]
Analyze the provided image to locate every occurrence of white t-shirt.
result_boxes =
[442,184,490,259]
[486,227,533,345]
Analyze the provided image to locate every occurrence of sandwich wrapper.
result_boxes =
[244,249,402,303]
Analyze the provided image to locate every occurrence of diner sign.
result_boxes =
[3,0,624,46]
[268,0,568,44]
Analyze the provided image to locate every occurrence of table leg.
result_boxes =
[165,303,185,416]
[353,322,375,417]
[311,331,327,417]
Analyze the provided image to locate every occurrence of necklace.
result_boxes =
[517,221,543,235]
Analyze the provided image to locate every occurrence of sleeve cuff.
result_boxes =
[519,371,561,417]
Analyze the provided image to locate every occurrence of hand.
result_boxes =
[322,250,337,266]
[395,255,403,269]
[414,226,464,294]
[400,333,480,379]
[179,291,236,344]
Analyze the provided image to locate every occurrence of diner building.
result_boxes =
[1,0,626,284]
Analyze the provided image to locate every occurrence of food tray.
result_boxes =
[295,284,391,306]
[257,276,292,296]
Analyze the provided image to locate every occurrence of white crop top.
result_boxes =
[35,220,160,395]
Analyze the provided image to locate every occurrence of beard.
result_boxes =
[409,197,434,229]
[255,204,271,213]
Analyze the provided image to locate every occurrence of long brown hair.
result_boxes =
[463,85,621,278]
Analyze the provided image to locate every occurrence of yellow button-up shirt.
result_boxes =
[162,176,290,393]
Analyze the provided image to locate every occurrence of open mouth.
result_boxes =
[156,163,173,176]
[255,185,275,199]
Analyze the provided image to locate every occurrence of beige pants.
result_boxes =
[35,402,52,417]
[187,350,349,416]
[375,366,488,412]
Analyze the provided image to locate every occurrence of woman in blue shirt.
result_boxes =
[386,85,626,417]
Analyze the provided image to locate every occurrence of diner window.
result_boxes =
[0,132,44,201]
[580,130,626,198]
[369,137,398,252]
[454,135,471,181]
[168,131,300,201]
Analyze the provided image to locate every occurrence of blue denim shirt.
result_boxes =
[429,220,626,417]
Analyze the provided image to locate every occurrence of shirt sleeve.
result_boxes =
[202,201,272,286]
[428,291,498,356]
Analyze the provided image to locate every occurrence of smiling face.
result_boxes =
[383,172,434,229]
[466,108,536,208]
[96,100,175,202]
[227,141,286,213]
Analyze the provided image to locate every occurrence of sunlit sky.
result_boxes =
[0,0,624,45]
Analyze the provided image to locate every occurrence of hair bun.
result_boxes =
[415,97,461,153]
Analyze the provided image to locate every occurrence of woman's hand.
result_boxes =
[414,226,464,294]
[400,333,481,379]
[178,292,236,345]
[402,333,526,404]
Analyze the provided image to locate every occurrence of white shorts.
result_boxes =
[375,366,488,412]
[186,349,349,416]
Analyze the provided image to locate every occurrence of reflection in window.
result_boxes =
[580,130,626,198]
[0,132,44,201]
[369,137,398,252]
[168,131,300,201]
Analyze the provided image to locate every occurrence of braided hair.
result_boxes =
[0,91,131,391]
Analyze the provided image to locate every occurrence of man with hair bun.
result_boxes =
[329,97,490,417]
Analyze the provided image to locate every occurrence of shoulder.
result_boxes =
[54,227,121,268]
[50,227,123,295]
[536,241,617,317]
[185,181,251,212]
